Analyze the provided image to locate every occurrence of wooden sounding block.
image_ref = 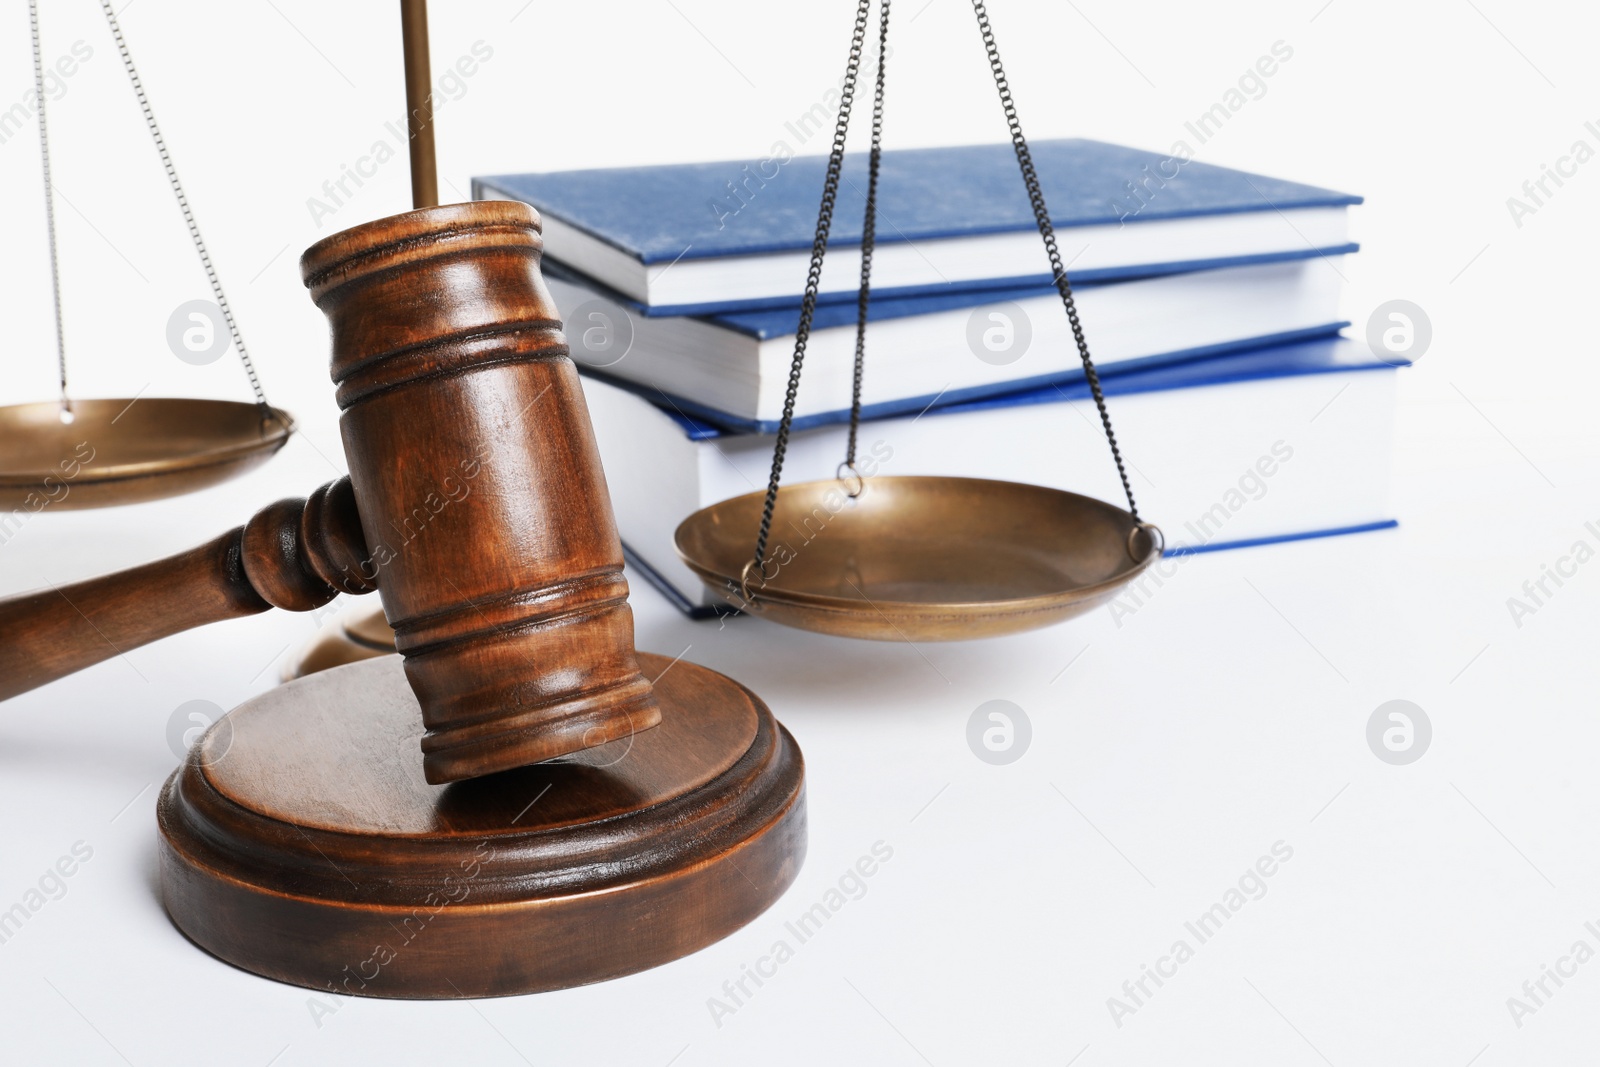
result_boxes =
[160,651,805,999]
[0,201,807,996]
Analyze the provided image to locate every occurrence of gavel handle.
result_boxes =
[0,478,375,702]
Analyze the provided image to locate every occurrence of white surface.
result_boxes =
[2,0,1598,1065]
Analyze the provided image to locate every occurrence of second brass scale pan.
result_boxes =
[289,476,1160,673]
[675,476,1161,641]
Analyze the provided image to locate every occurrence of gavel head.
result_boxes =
[300,201,661,784]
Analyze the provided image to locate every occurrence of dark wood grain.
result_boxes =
[2,198,808,996]
[159,651,807,999]
[0,202,662,783]
[0,477,372,701]
[302,201,662,782]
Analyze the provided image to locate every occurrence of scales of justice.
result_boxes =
[0,0,1158,997]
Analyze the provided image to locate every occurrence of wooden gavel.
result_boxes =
[0,201,662,783]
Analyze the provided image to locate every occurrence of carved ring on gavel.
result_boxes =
[309,198,665,783]
[0,202,806,998]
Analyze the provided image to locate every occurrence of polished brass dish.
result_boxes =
[675,475,1162,641]
[11,3,291,513]
[0,398,291,511]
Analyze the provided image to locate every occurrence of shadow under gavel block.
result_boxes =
[0,201,806,997]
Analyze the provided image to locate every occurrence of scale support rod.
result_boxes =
[400,0,439,209]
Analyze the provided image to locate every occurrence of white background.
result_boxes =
[1,0,1597,1064]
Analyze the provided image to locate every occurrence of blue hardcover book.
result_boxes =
[543,253,1352,432]
[475,139,1360,316]
[575,337,1405,615]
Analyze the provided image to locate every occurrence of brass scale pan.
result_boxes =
[5,1,292,511]
[0,399,290,511]
[676,476,1160,641]
[288,475,1160,677]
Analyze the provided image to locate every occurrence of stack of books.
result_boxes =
[475,140,1403,616]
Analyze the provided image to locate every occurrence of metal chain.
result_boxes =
[842,0,891,481]
[970,0,1139,519]
[29,0,70,415]
[751,0,874,572]
[97,0,274,417]
[752,0,1143,578]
